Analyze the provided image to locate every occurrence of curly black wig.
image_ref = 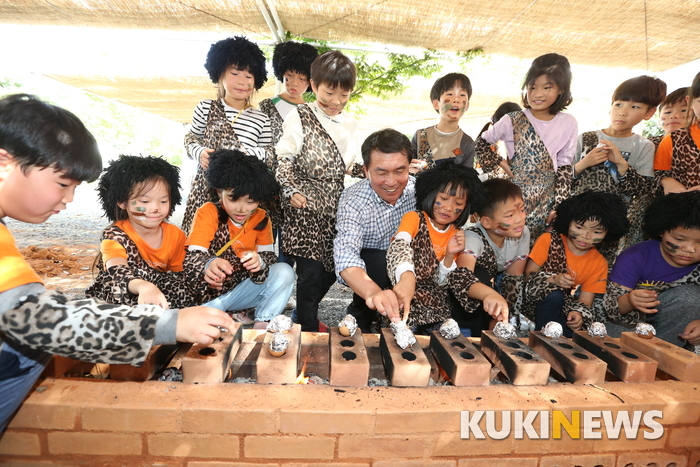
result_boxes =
[97,155,182,223]
[552,191,629,245]
[206,149,278,202]
[415,160,486,228]
[643,191,700,240]
[204,36,267,90]
[272,41,318,89]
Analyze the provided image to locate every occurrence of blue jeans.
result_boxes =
[0,341,52,431]
[203,263,295,322]
[534,289,573,338]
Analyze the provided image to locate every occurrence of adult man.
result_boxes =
[334,128,416,331]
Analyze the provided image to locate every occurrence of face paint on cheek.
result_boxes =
[434,201,442,206]
[454,208,463,214]
[665,241,680,253]
[131,201,137,205]
[568,231,579,241]
[592,238,604,244]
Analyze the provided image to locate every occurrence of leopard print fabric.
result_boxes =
[500,273,524,315]
[415,128,436,170]
[255,99,285,230]
[522,233,597,327]
[85,225,194,309]
[665,128,700,190]
[277,104,346,272]
[2,290,161,365]
[181,100,246,234]
[183,211,277,304]
[258,98,284,146]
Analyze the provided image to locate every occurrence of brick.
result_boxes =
[689,450,700,467]
[572,332,657,382]
[0,432,41,456]
[244,436,334,459]
[616,452,688,467]
[362,332,388,380]
[300,331,330,380]
[539,453,616,467]
[109,344,180,381]
[231,331,265,379]
[433,431,513,457]
[0,462,56,467]
[479,331,550,385]
[280,409,373,434]
[48,432,141,455]
[40,355,81,378]
[8,403,78,430]
[378,329,431,387]
[189,463,277,467]
[513,430,594,454]
[376,411,460,433]
[374,461,456,467]
[149,433,239,458]
[592,428,666,452]
[182,408,277,434]
[621,331,700,382]
[329,327,370,386]
[429,332,491,386]
[669,426,700,448]
[528,331,607,384]
[257,324,302,384]
[182,324,242,383]
[283,464,369,467]
[82,406,180,432]
[338,435,427,458]
[458,458,538,467]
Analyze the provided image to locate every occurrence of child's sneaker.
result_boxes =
[232,311,254,325]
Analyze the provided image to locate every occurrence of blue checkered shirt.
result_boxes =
[334,177,416,284]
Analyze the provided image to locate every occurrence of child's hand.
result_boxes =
[580,146,610,169]
[566,311,583,331]
[240,250,261,273]
[409,159,427,174]
[548,273,575,289]
[499,159,514,179]
[131,279,169,309]
[290,193,307,209]
[447,230,465,255]
[600,139,628,173]
[176,306,235,345]
[627,289,660,314]
[205,258,233,289]
[482,291,508,323]
[679,319,700,345]
[200,148,215,170]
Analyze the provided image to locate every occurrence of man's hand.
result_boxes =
[392,271,416,322]
[365,289,402,322]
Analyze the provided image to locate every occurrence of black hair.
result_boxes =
[688,71,700,127]
[415,160,485,228]
[206,149,279,229]
[204,36,267,90]
[272,41,318,92]
[0,93,101,182]
[310,50,356,92]
[477,178,523,217]
[552,191,629,246]
[659,87,688,112]
[612,75,667,108]
[97,155,182,223]
[430,72,473,107]
[478,101,522,138]
[521,53,573,115]
[361,128,413,167]
[643,191,700,240]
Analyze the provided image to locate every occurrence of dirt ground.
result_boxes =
[19,244,99,296]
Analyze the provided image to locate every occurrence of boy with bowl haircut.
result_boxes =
[648,87,689,148]
[455,178,530,335]
[410,72,475,173]
[0,94,233,431]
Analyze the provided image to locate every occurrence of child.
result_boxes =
[185,149,294,329]
[386,161,508,333]
[523,191,629,337]
[476,102,522,180]
[0,94,232,431]
[476,53,578,241]
[410,72,475,173]
[181,36,271,233]
[275,50,362,332]
[85,155,191,309]
[647,87,689,148]
[457,178,530,336]
[603,191,700,347]
[572,76,665,255]
[655,72,700,195]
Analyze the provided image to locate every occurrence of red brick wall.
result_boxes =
[1,378,699,466]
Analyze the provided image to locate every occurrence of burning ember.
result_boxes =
[295,360,310,384]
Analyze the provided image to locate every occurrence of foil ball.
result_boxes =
[390,320,408,334]
[635,322,656,339]
[439,318,461,340]
[268,331,289,356]
[394,327,417,349]
[267,315,293,333]
[493,321,517,340]
[588,322,608,339]
[542,321,563,339]
[337,314,358,337]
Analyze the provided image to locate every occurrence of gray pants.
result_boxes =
[606,284,700,347]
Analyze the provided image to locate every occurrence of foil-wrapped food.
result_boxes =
[337,314,358,337]
[267,315,293,333]
[635,322,656,339]
[542,321,563,339]
[390,320,417,349]
[439,318,460,340]
[588,322,607,339]
[268,332,290,357]
[493,321,517,340]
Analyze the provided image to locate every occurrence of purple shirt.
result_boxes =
[609,240,697,289]
[481,109,578,170]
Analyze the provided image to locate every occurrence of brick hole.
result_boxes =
[622,351,639,359]
[342,351,357,361]
[513,351,533,360]
[504,341,521,349]
[646,463,659,467]
[401,352,417,361]
[460,351,475,360]
[450,342,466,349]
[625,464,634,467]
[572,352,589,359]
[340,339,355,348]
[666,463,678,467]
[605,342,621,349]
[656,342,672,348]
[199,347,216,356]
[558,342,574,349]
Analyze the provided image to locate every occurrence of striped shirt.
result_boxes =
[187,99,272,161]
